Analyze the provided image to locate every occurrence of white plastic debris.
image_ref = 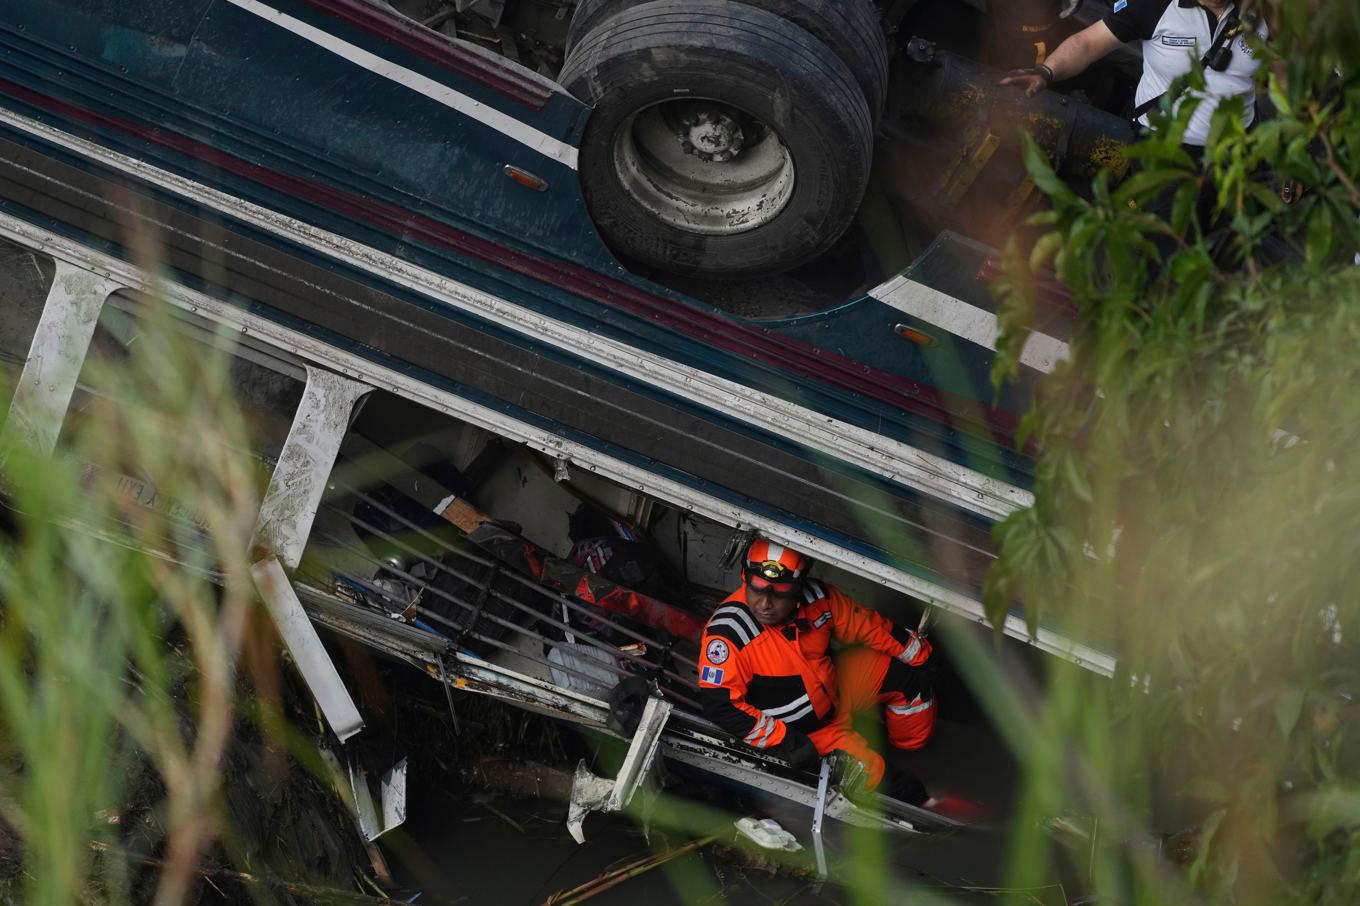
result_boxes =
[547,642,617,698]
[735,817,803,852]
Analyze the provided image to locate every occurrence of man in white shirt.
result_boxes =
[1000,1,1298,257]
[1001,0,1265,149]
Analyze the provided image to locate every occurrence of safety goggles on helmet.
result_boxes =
[743,538,809,595]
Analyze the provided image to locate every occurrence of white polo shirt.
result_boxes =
[1105,0,1267,145]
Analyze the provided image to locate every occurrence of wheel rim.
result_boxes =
[611,99,795,236]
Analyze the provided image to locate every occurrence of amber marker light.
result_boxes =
[894,323,937,346]
[503,164,548,191]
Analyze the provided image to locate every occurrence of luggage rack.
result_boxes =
[306,476,705,710]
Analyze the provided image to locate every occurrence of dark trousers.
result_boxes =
[1137,143,1217,267]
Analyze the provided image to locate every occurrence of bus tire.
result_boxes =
[565,0,888,121]
[559,0,873,279]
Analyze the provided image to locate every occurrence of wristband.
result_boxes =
[1036,63,1055,84]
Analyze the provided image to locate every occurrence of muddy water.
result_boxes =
[386,786,1013,905]
[389,789,821,904]
[378,718,1030,905]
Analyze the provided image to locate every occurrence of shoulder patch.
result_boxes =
[705,638,730,664]
[812,610,832,629]
[1113,0,1127,11]
[700,665,725,685]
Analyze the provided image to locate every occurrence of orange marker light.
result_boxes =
[894,323,937,346]
[503,164,548,191]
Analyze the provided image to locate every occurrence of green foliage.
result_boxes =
[0,289,263,904]
[987,3,1360,903]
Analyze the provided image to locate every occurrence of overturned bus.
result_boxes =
[0,0,1129,864]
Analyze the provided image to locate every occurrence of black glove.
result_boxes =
[829,749,871,800]
[771,730,820,771]
[606,675,652,736]
[999,64,1054,97]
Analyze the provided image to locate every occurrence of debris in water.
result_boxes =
[734,817,802,852]
[541,834,719,906]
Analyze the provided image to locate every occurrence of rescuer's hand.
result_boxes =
[772,730,820,771]
[829,749,871,801]
[999,65,1053,98]
[606,674,653,736]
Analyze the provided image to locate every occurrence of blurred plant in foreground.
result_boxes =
[986,1,1360,903]
[0,267,263,904]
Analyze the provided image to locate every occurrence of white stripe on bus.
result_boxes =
[869,274,1069,374]
[223,0,579,169]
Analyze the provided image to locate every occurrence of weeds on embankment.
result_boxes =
[985,2,1360,903]
[0,253,291,904]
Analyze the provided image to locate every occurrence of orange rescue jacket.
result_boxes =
[697,579,930,752]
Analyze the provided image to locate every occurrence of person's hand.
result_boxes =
[999,64,1053,98]
[830,749,871,800]
[605,674,653,736]
[1280,180,1304,205]
[773,730,820,771]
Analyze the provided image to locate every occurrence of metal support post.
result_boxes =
[250,366,371,741]
[3,260,117,456]
[252,366,371,569]
[252,556,366,741]
[567,693,674,843]
[812,757,832,881]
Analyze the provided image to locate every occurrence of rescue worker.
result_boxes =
[999,0,1299,228]
[697,538,935,801]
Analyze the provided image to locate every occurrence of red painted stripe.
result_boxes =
[290,0,552,110]
[3,81,1020,445]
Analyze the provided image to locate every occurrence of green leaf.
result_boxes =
[1021,133,1065,198]
[1115,169,1189,208]
[1275,688,1305,739]
[1306,201,1334,265]
[1062,453,1092,504]
[1187,808,1227,885]
[1170,180,1200,237]
[1029,231,1063,271]
[1243,179,1284,213]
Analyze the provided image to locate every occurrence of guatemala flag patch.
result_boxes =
[700,666,725,685]
[1113,0,1127,10]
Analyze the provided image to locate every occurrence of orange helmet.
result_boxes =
[743,538,810,595]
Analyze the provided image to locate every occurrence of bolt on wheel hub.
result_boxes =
[612,98,795,236]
